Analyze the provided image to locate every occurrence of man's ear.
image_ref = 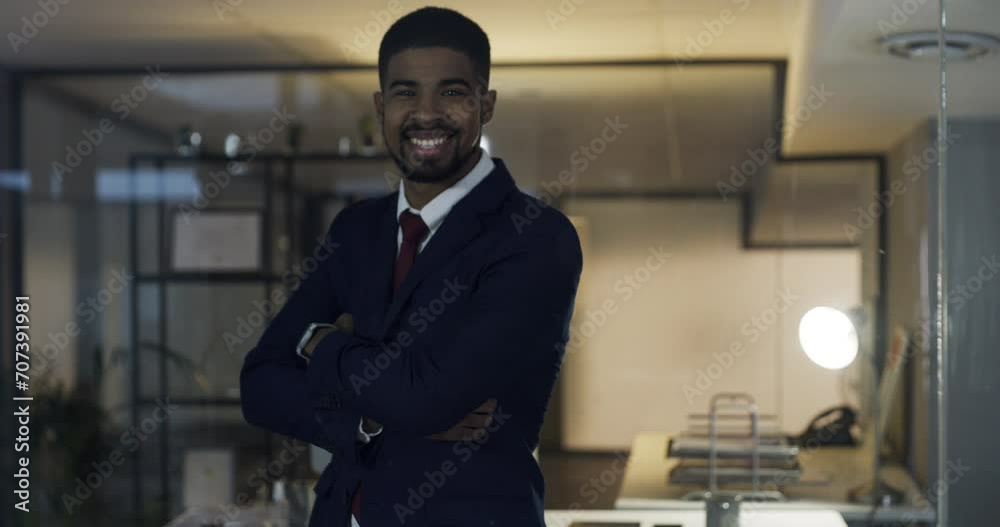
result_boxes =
[480,88,497,125]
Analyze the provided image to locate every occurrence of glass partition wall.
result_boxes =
[7,3,985,525]
[933,1,1000,527]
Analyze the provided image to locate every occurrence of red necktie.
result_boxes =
[351,209,429,522]
[392,210,430,291]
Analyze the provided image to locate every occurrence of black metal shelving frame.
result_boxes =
[126,150,390,525]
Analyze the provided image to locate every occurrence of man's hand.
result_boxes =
[427,398,497,441]
[303,313,386,441]
[333,313,354,335]
[302,313,355,359]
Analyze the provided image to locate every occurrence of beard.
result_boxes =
[386,127,478,184]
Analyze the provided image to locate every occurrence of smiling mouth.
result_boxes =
[404,130,456,160]
[409,136,449,148]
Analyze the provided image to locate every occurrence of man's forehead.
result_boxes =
[385,47,478,81]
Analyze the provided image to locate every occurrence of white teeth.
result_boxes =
[410,137,447,148]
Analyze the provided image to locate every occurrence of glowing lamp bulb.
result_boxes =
[798,306,859,370]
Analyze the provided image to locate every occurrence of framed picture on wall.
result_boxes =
[170,209,261,272]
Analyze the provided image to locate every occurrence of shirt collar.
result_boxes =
[396,149,495,233]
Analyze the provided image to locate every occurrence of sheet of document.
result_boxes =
[172,212,261,271]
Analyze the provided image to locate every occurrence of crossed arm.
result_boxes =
[303,314,496,441]
[303,233,583,438]
[239,212,552,450]
[238,255,348,451]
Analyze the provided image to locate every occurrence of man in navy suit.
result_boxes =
[240,7,583,526]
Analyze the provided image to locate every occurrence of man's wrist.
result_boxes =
[296,323,337,361]
[356,418,383,444]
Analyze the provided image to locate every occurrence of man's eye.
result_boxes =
[444,89,464,96]
[396,90,415,97]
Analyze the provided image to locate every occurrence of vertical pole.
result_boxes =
[934,1,949,526]
[156,158,170,523]
[128,155,142,523]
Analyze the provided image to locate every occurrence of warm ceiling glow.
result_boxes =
[798,306,858,370]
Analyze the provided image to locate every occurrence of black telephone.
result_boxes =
[796,405,858,447]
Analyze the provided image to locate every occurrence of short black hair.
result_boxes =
[378,7,491,89]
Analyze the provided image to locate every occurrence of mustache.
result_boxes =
[400,122,458,136]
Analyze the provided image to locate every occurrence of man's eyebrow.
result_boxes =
[439,78,472,88]
[387,80,418,90]
[387,79,473,90]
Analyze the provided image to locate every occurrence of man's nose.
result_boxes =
[412,93,444,121]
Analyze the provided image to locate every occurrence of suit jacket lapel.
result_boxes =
[378,159,517,338]
[363,197,398,332]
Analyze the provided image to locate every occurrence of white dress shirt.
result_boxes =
[395,150,495,253]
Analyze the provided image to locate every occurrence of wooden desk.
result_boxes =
[615,432,935,526]
[545,509,847,527]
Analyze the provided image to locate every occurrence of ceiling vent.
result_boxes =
[883,31,1000,61]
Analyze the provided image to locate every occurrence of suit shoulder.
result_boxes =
[498,190,582,259]
[505,189,578,232]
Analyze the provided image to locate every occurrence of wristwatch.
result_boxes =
[296,322,337,362]
[358,419,384,444]
[297,323,381,443]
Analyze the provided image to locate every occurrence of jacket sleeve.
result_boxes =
[240,207,360,453]
[305,226,583,437]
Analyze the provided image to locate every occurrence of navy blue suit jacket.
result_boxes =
[241,158,583,526]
